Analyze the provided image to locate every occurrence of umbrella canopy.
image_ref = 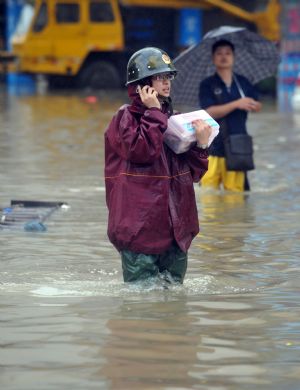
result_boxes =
[171,26,280,108]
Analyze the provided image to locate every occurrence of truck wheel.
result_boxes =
[48,75,74,89]
[78,61,121,89]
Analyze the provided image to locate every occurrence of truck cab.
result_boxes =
[3,0,180,89]
[5,0,126,88]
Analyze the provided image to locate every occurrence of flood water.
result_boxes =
[0,87,300,390]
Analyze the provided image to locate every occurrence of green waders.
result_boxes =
[120,241,187,284]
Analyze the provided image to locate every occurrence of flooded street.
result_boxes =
[0,88,300,390]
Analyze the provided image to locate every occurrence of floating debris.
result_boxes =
[0,200,69,232]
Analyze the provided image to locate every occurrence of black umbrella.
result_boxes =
[171,26,280,109]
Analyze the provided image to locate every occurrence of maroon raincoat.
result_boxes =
[104,85,208,254]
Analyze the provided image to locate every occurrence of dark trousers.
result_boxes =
[120,242,187,283]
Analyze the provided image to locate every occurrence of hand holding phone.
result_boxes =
[137,85,161,109]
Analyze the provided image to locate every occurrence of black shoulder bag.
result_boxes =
[215,77,255,172]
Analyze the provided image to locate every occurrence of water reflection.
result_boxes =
[200,190,252,225]
[197,190,255,261]
[97,292,300,389]
[99,298,199,389]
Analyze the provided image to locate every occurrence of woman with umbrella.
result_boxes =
[199,39,261,192]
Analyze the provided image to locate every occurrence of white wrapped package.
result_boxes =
[164,109,220,154]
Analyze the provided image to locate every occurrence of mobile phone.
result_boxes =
[136,79,151,92]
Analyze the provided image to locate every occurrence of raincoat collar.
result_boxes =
[127,83,173,116]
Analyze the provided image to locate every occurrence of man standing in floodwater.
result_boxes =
[199,39,262,191]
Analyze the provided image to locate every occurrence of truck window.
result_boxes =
[14,4,35,37]
[89,1,114,23]
[32,1,48,32]
[56,3,80,23]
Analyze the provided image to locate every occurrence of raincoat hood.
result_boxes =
[127,83,145,113]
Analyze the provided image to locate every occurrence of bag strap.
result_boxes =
[212,81,230,140]
[233,74,245,98]
[213,74,244,140]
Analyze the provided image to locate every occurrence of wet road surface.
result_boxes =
[0,89,300,390]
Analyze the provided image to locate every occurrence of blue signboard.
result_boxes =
[6,0,36,94]
[179,9,202,47]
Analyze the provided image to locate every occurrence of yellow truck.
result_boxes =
[0,0,280,89]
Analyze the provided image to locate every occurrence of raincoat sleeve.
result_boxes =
[109,107,168,164]
[183,146,209,182]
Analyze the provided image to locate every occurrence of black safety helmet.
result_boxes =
[126,47,177,85]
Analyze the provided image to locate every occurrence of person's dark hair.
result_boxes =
[212,39,235,55]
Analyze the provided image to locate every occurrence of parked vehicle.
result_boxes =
[0,0,280,89]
